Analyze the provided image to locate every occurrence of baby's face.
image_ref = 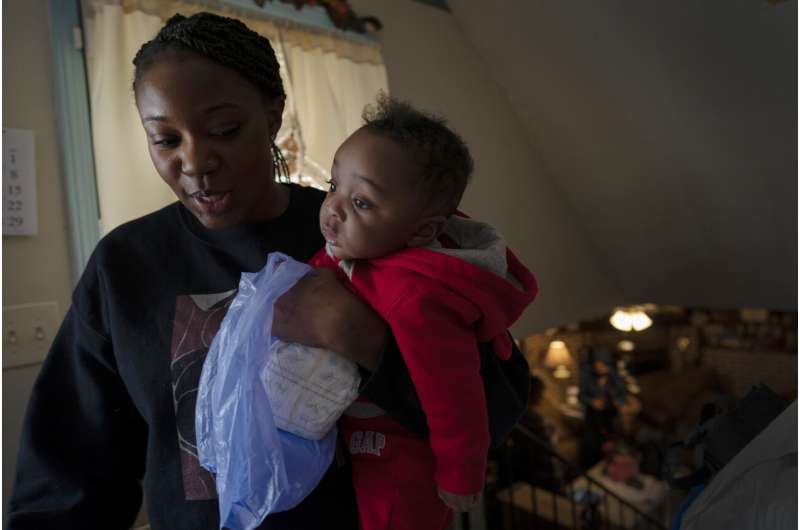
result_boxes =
[320,128,428,260]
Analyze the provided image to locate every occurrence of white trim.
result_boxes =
[47,0,100,284]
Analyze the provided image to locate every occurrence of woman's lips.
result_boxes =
[192,191,232,215]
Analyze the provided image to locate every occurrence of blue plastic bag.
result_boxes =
[196,252,338,530]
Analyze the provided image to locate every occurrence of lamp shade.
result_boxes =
[544,340,572,368]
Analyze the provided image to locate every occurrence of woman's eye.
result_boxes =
[210,126,240,137]
[152,137,178,148]
[353,197,370,210]
[326,179,337,192]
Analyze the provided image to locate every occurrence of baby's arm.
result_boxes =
[388,286,490,501]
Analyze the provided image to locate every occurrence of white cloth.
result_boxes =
[680,400,798,530]
[263,341,360,440]
[81,3,171,236]
[283,42,388,188]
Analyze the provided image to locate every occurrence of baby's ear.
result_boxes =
[407,215,447,247]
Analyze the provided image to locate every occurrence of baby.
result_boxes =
[311,94,538,530]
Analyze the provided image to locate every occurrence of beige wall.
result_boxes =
[350,0,623,335]
[2,0,75,520]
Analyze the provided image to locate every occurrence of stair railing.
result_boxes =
[472,423,668,530]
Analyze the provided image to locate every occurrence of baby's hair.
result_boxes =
[132,12,289,180]
[362,93,473,215]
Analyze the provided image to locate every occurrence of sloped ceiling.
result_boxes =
[449,0,797,310]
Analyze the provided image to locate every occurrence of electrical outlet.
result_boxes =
[3,302,59,369]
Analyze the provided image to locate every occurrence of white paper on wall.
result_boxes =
[3,128,38,236]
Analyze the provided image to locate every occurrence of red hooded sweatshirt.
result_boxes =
[310,215,538,495]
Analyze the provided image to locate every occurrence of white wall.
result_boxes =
[2,0,75,520]
[350,0,624,334]
[448,0,797,311]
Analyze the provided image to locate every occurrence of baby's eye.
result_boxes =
[326,179,337,192]
[353,197,371,210]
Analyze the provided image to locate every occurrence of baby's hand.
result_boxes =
[437,487,483,512]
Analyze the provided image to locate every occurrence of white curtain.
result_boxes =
[278,27,389,187]
[81,0,388,235]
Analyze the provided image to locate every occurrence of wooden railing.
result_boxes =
[455,424,669,530]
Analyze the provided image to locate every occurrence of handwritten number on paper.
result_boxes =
[3,128,37,235]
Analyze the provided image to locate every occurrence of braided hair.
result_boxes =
[132,12,289,181]
[362,93,473,216]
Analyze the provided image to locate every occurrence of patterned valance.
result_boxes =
[82,0,384,64]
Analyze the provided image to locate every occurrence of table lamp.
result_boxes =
[545,340,572,379]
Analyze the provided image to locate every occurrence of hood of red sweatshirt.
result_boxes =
[367,216,538,351]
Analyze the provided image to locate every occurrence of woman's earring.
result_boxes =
[271,141,289,183]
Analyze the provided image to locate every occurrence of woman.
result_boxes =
[8,12,529,530]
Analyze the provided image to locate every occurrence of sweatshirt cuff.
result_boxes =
[435,453,487,495]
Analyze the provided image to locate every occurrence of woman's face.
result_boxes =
[135,54,286,229]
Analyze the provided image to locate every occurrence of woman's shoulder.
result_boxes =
[87,203,196,277]
[96,202,183,254]
[71,203,184,327]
